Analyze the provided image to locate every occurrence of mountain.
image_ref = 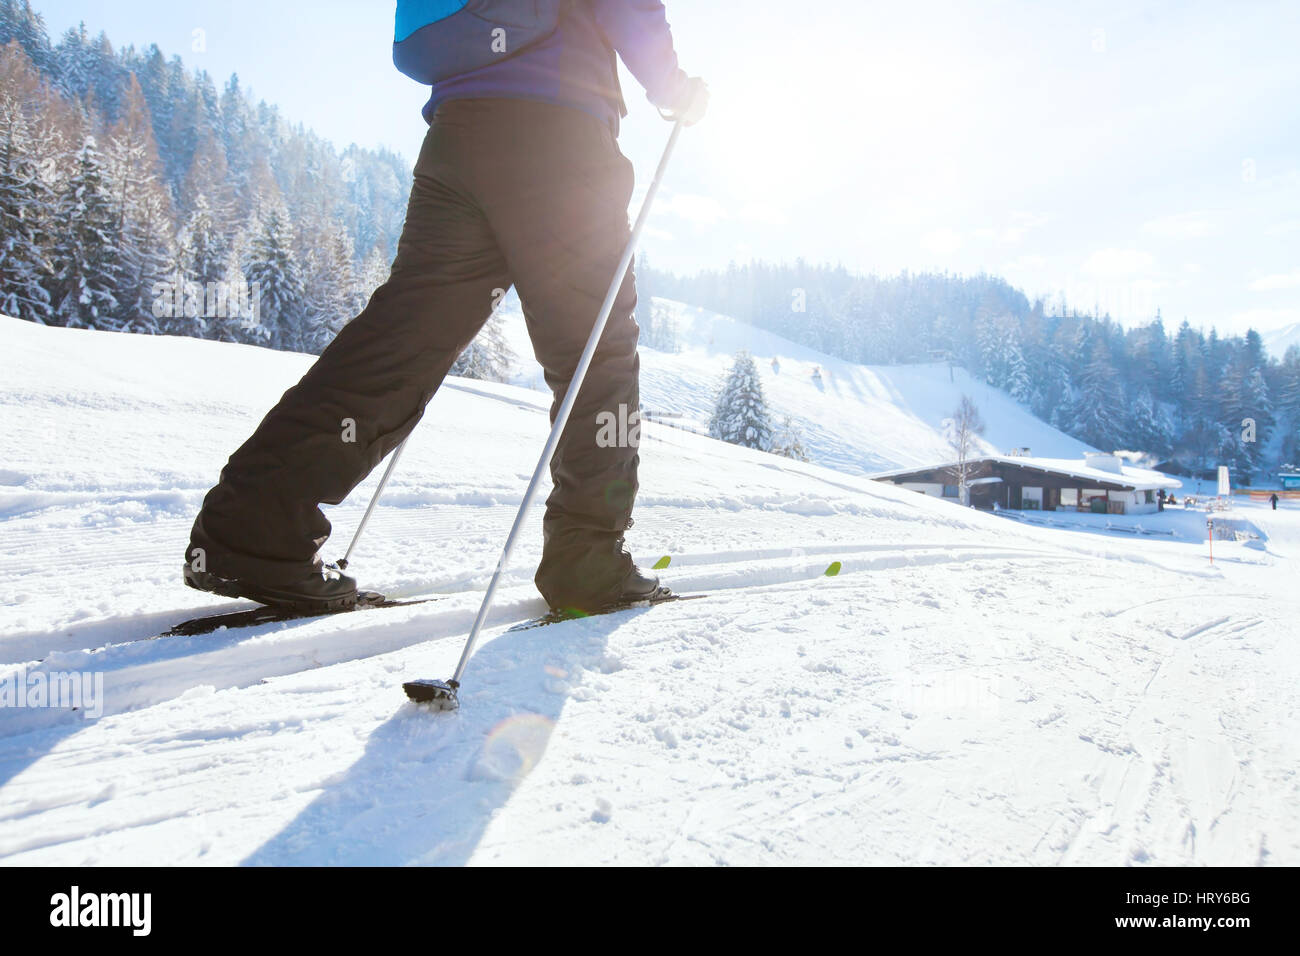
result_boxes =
[1262,321,1300,360]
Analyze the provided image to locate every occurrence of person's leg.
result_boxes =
[188,110,510,588]
[462,101,641,610]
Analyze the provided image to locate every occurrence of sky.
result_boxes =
[38,0,1300,339]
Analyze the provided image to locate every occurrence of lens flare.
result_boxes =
[470,713,556,783]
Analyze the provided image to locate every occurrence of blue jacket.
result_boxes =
[422,0,688,134]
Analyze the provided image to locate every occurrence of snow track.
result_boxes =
[1,541,1069,736]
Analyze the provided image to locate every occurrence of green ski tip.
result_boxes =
[824,561,842,577]
[652,555,672,570]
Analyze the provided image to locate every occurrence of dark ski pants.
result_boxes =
[188,99,641,608]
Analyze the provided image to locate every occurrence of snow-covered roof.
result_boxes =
[870,455,1183,490]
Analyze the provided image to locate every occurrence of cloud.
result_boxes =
[1003,254,1047,271]
[737,201,786,225]
[1249,270,1300,291]
[973,212,1047,244]
[1265,219,1300,236]
[1002,211,1049,242]
[922,227,963,255]
[1141,212,1213,239]
[656,192,729,225]
[1081,248,1155,278]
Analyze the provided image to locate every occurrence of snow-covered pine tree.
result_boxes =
[104,74,173,331]
[635,252,653,330]
[0,0,52,73]
[211,221,254,343]
[1226,365,1273,483]
[167,192,225,336]
[770,415,810,461]
[51,136,120,327]
[1071,338,1126,451]
[639,300,680,352]
[709,350,772,450]
[635,254,679,353]
[180,128,232,225]
[300,219,357,354]
[1243,366,1273,437]
[976,313,1001,384]
[1127,386,1175,459]
[977,313,1032,405]
[52,21,92,101]
[1277,346,1300,419]
[1276,347,1300,465]
[244,200,306,350]
[180,194,225,287]
[1033,346,1073,428]
[450,304,514,382]
[355,244,391,307]
[0,38,53,322]
[1004,340,1032,406]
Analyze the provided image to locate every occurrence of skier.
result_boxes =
[1270,492,1279,510]
[183,1,709,613]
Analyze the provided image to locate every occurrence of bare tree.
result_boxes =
[942,395,986,506]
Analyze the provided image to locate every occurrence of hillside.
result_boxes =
[1263,322,1300,361]
[498,297,1092,475]
[1,315,1297,865]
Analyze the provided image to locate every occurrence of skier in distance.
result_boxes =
[183,0,709,613]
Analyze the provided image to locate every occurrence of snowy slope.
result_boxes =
[497,297,1092,474]
[1,315,1297,866]
[1262,321,1300,361]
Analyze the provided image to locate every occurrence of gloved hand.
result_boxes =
[662,75,709,126]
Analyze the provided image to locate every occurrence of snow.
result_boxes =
[2,312,1298,866]
[1262,321,1300,361]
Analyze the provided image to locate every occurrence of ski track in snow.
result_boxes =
[1,314,1298,866]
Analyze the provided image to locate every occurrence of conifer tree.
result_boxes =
[244,200,305,349]
[1128,387,1174,458]
[356,244,391,305]
[770,415,810,461]
[300,219,357,353]
[0,39,52,321]
[1072,339,1126,451]
[104,74,173,330]
[0,0,51,72]
[710,350,772,450]
[50,136,119,326]
[450,305,514,382]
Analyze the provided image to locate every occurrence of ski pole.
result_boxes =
[337,436,409,570]
[404,119,685,709]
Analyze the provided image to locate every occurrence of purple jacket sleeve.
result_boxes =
[590,0,689,109]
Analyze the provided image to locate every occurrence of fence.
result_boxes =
[1242,489,1300,501]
